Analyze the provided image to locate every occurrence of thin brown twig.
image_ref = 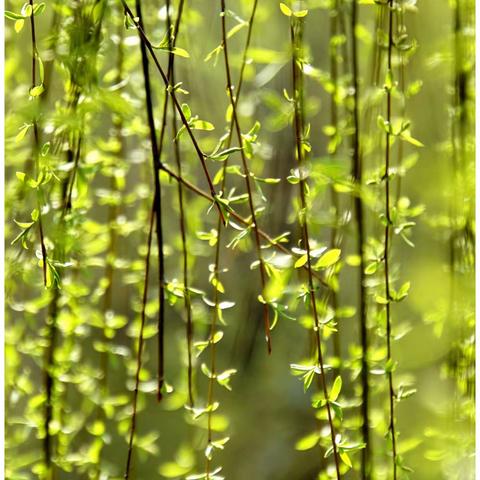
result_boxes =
[350,1,370,478]
[205,2,260,475]
[120,0,224,223]
[165,0,194,407]
[220,0,272,354]
[384,1,398,477]
[133,0,167,402]
[290,18,341,480]
[124,200,156,479]
[28,0,48,286]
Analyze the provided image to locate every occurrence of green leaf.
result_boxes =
[14,219,35,229]
[375,295,389,305]
[5,10,25,20]
[211,277,224,293]
[227,22,248,39]
[295,431,320,451]
[329,376,342,402]
[159,463,192,478]
[192,119,214,131]
[15,124,31,143]
[29,84,45,97]
[279,3,292,16]
[33,3,46,16]
[154,46,190,58]
[365,262,378,275]
[400,131,424,147]
[395,281,411,301]
[21,4,33,16]
[385,69,394,90]
[212,331,224,344]
[181,103,191,121]
[339,451,352,469]
[38,56,45,83]
[14,19,25,32]
[315,248,341,268]
[303,368,315,392]
[293,9,308,17]
[171,47,190,58]
[208,146,243,160]
[294,254,308,268]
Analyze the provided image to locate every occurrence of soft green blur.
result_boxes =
[5,0,474,479]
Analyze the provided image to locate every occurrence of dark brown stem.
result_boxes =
[290,20,341,480]
[64,136,82,213]
[124,201,156,479]
[159,163,328,286]
[205,3,260,474]
[134,0,166,402]
[328,0,341,376]
[29,0,48,287]
[351,1,370,478]
[220,0,271,354]
[384,1,397,477]
[120,0,224,223]
[165,0,194,407]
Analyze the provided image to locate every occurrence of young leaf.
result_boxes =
[315,248,341,268]
[279,3,292,16]
[329,376,342,402]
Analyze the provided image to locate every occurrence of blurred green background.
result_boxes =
[5,0,475,479]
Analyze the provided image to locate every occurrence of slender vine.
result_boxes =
[383,1,398,476]
[124,201,156,479]
[350,1,370,478]
[220,0,272,353]
[286,7,341,478]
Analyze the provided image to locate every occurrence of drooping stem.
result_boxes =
[351,1,370,478]
[159,162,328,286]
[383,1,398,477]
[44,288,58,477]
[328,0,341,375]
[165,0,194,407]
[394,3,406,204]
[290,18,341,480]
[124,200,156,480]
[121,0,224,222]
[134,0,166,401]
[220,0,272,354]
[29,1,54,473]
[28,0,48,286]
[205,2,260,475]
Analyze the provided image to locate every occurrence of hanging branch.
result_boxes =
[124,201,156,480]
[164,0,195,407]
[120,0,225,223]
[160,162,328,286]
[288,11,341,479]
[27,0,54,471]
[124,1,189,471]
[28,0,48,286]
[350,1,370,478]
[204,1,260,476]
[220,0,272,353]
[383,1,398,477]
[133,0,167,402]
[327,0,342,376]
[394,2,407,204]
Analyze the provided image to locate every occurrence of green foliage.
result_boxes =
[4,0,475,479]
